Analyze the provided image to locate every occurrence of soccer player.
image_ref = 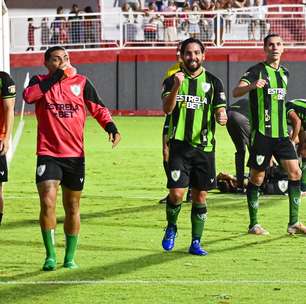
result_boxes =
[233,33,305,235]
[23,46,121,270]
[0,72,16,225]
[161,37,227,255]
[286,99,306,194]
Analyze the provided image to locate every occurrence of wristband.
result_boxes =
[105,122,118,136]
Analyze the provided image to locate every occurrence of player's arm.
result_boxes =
[162,72,184,114]
[212,77,227,126]
[23,70,64,103]
[84,78,121,148]
[288,110,301,143]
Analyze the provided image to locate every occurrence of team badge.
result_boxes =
[293,197,300,206]
[278,180,288,193]
[220,92,226,101]
[0,171,4,176]
[8,85,16,94]
[202,82,211,93]
[80,178,84,183]
[70,85,81,96]
[256,155,265,166]
[37,164,46,177]
[171,170,181,182]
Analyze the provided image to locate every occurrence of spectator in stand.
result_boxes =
[40,17,50,51]
[122,3,138,42]
[143,3,158,42]
[213,0,225,45]
[26,18,40,51]
[164,0,178,42]
[68,4,82,47]
[50,6,68,45]
[175,0,186,8]
[84,6,99,48]
[155,0,164,11]
[199,0,214,41]
[188,4,201,39]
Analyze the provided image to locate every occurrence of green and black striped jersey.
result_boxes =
[286,99,306,129]
[161,67,226,152]
[240,62,289,138]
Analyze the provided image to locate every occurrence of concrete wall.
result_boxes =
[10,49,306,113]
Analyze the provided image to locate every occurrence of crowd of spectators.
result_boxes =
[26,4,100,51]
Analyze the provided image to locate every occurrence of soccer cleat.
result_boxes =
[162,226,177,251]
[287,222,306,235]
[158,196,167,204]
[63,260,79,269]
[189,240,208,256]
[42,257,57,271]
[248,224,269,235]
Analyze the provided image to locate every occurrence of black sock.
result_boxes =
[0,213,3,225]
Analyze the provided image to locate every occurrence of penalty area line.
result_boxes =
[1,279,306,285]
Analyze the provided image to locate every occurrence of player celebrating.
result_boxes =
[233,33,305,235]
[23,46,121,270]
[0,72,16,225]
[161,38,227,255]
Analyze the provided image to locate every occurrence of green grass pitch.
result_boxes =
[1,116,306,304]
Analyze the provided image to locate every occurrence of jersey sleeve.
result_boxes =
[83,78,113,129]
[161,75,175,99]
[212,77,227,109]
[0,72,16,99]
[240,65,259,85]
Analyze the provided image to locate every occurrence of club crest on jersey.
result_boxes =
[37,164,46,177]
[8,85,16,94]
[202,82,211,93]
[70,85,81,96]
[278,180,288,193]
[171,170,180,182]
[256,155,265,166]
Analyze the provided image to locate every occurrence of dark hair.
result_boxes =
[84,6,93,13]
[264,33,282,47]
[44,46,66,61]
[56,6,63,14]
[27,18,33,22]
[180,38,205,55]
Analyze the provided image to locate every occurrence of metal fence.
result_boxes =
[9,5,306,52]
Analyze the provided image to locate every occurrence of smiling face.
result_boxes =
[181,42,204,73]
[44,49,70,73]
[264,35,284,64]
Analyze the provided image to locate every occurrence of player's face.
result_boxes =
[264,36,284,63]
[45,50,70,73]
[181,43,204,73]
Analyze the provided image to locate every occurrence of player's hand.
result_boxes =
[216,110,227,126]
[173,72,185,88]
[0,138,9,155]
[59,63,77,78]
[250,79,267,90]
[109,132,121,148]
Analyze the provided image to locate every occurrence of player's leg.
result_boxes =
[246,132,271,235]
[162,141,190,251]
[0,155,8,225]
[60,157,84,268]
[298,131,306,193]
[37,180,60,270]
[0,183,3,225]
[280,158,305,234]
[62,186,81,268]
[159,134,169,204]
[36,156,62,271]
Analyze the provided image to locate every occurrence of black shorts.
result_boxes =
[36,156,85,191]
[167,140,216,191]
[248,131,297,170]
[0,155,8,182]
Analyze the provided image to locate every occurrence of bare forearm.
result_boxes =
[232,85,252,98]
[163,86,180,114]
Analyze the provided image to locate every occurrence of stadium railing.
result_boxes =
[9,4,306,53]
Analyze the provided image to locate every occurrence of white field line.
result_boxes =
[1,279,306,285]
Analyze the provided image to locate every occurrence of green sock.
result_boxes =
[301,158,306,191]
[166,196,182,227]
[288,180,301,225]
[64,234,79,263]
[191,203,207,240]
[246,182,259,228]
[41,229,56,259]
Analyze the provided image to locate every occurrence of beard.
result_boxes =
[184,60,201,73]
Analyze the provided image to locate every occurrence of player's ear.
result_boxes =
[202,53,205,61]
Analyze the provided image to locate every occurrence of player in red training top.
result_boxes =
[23,46,121,271]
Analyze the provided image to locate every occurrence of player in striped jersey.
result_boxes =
[161,38,227,255]
[233,33,305,235]
[286,99,306,194]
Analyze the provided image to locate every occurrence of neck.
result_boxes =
[185,66,203,78]
[266,59,280,69]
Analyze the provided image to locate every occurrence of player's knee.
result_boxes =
[169,190,184,204]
